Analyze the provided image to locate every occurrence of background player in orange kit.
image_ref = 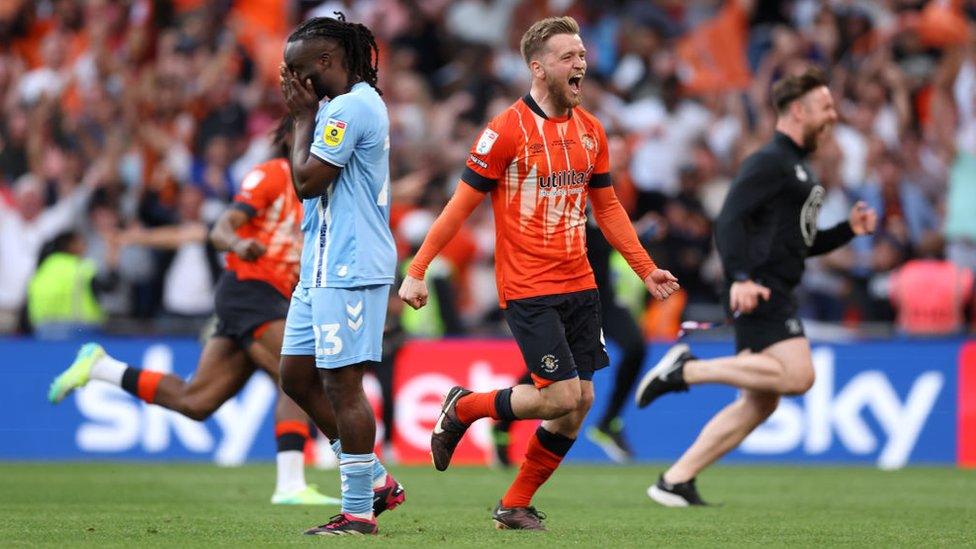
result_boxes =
[49,119,338,505]
[399,16,680,531]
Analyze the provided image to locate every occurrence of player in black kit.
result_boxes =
[634,68,877,506]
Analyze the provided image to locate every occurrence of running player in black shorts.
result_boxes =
[491,222,647,466]
[400,17,679,530]
[634,68,877,506]
[49,120,347,506]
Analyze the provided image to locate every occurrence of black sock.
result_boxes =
[119,367,142,396]
[494,387,517,422]
[277,433,305,453]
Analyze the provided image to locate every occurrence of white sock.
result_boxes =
[372,470,387,490]
[90,354,128,385]
[275,450,307,494]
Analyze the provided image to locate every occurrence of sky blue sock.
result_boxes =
[339,453,375,517]
[331,440,387,486]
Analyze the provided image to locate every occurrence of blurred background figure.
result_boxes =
[28,228,118,339]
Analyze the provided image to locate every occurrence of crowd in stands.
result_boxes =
[1,0,974,338]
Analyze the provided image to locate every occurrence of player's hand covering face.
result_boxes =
[538,33,587,111]
[644,268,680,301]
[279,64,319,117]
[848,200,877,235]
[398,275,429,310]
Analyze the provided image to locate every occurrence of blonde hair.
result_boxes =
[520,16,580,64]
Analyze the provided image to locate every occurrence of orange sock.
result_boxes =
[136,371,164,404]
[455,390,498,424]
[275,420,311,439]
[501,427,574,508]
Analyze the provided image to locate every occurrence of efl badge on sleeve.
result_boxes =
[323,118,347,147]
[475,128,499,155]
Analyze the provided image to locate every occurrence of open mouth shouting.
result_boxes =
[568,73,584,95]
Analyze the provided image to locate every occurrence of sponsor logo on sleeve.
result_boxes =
[475,128,499,155]
[323,118,348,147]
[468,155,488,169]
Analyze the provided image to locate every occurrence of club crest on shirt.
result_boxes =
[800,184,825,246]
[786,318,802,335]
[581,134,595,151]
[476,128,499,155]
[323,118,347,147]
[795,164,808,182]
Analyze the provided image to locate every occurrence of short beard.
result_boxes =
[544,74,578,113]
[802,124,822,152]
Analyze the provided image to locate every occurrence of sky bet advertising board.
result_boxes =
[1,337,973,468]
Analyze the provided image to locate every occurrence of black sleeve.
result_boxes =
[714,152,786,280]
[588,172,611,188]
[230,202,257,218]
[808,221,856,256]
[460,167,497,192]
[432,276,465,336]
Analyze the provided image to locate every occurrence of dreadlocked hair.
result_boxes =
[287,12,382,95]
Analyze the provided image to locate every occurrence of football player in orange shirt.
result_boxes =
[399,16,679,530]
[49,119,402,513]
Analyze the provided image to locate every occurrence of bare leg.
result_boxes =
[540,380,595,438]
[664,389,779,483]
[682,337,815,395]
[247,321,315,427]
[664,338,815,483]
[509,378,583,420]
[499,381,595,511]
[152,337,254,420]
[279,355,339,440]
[320,364,374,454]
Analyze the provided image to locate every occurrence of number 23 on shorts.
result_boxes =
[313,323,343,356]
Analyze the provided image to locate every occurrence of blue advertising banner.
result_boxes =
[589,340,959,468]
[0,337,964,467]
[0,338,280,464]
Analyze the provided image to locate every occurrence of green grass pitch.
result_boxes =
[1,463,974,547]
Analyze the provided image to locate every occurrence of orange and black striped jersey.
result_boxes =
[227,158,302,297]
[462,95,611,306]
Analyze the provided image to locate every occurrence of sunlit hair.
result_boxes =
[520,16,580,64]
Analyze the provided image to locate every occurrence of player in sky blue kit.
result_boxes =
[278,14,402,536]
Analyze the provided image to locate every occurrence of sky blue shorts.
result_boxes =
[281,284,389,369]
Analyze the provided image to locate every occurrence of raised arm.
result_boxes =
[280,66,340,199]
[809,201,875,256]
